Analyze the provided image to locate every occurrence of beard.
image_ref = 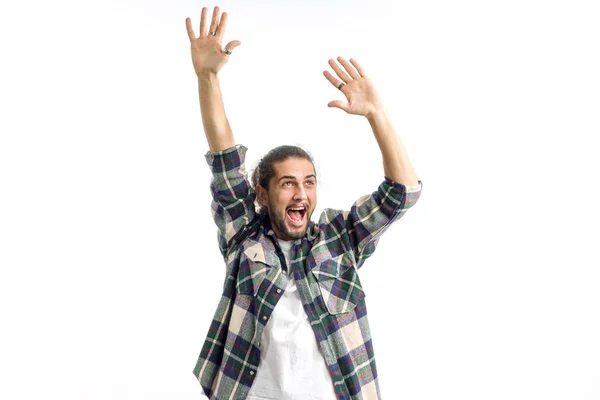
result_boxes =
[267,206,310,241]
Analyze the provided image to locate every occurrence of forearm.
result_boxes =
[366,109,419,186]
[198,72,235,152]
[205,145,256,258]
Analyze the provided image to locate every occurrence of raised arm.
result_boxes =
[186,7,255,259]
[185,6,241,152]
[323,57,421,265]
[323,57,419,186]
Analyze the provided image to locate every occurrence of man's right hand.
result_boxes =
[185,6,241,77]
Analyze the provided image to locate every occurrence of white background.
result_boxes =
[1,0,599,399]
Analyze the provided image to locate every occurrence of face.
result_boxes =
[257,157,317,241]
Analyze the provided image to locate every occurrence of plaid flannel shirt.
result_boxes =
[193,145,422,399]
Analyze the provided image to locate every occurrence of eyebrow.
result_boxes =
[277,174,317,183]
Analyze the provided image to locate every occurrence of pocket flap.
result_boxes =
[236,241,278,296]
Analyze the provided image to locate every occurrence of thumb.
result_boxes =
[328,100,350,113]
[224,40,242,52]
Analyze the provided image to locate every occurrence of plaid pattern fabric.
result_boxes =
[193,145,422,399]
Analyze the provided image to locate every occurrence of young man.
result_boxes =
[186,6,422,400]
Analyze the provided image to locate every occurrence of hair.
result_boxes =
[251,145,315,214]
[251,145,315,189]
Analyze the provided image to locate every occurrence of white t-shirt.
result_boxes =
[246,239,338,400]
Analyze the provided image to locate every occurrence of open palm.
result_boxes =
[185,6,241,76]
[323,57,384,118]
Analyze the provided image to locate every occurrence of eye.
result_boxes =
[305,180,315,186]
[283,181,294,187]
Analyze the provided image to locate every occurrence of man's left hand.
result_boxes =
[323,57,384,119]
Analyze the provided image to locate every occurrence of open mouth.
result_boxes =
[286,206,307,225]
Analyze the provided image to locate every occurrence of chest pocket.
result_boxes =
[236,241,279,296]
[311,254,365,315]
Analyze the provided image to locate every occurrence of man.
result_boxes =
[186,6,422,400]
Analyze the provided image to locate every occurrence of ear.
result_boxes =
[256,184,269,207]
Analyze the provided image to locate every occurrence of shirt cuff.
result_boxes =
[204,144,248,172]
[404,180,422,193]
[385,178,423,194]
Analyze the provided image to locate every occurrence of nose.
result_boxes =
[293,185,307,200]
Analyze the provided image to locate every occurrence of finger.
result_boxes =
[328,100,350,113]
[199,7,208,36]
[337,56,360,80]
[349,58,366,77]
[328,58,351,83]
[185,18,196,42]
[216,11,228,36]
[224,40,242,55]
[209,6,220,35]
[323,70,345,90]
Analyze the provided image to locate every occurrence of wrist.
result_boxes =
[197,71,219,81]
[365,106,387,124]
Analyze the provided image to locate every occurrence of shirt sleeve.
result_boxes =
[346,178,422,268]
[205,144,257,259]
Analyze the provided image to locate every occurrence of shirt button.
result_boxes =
[282,270,286,274]
[250,371,255,376]
[276,289,282,294]
[262,315,267,320]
